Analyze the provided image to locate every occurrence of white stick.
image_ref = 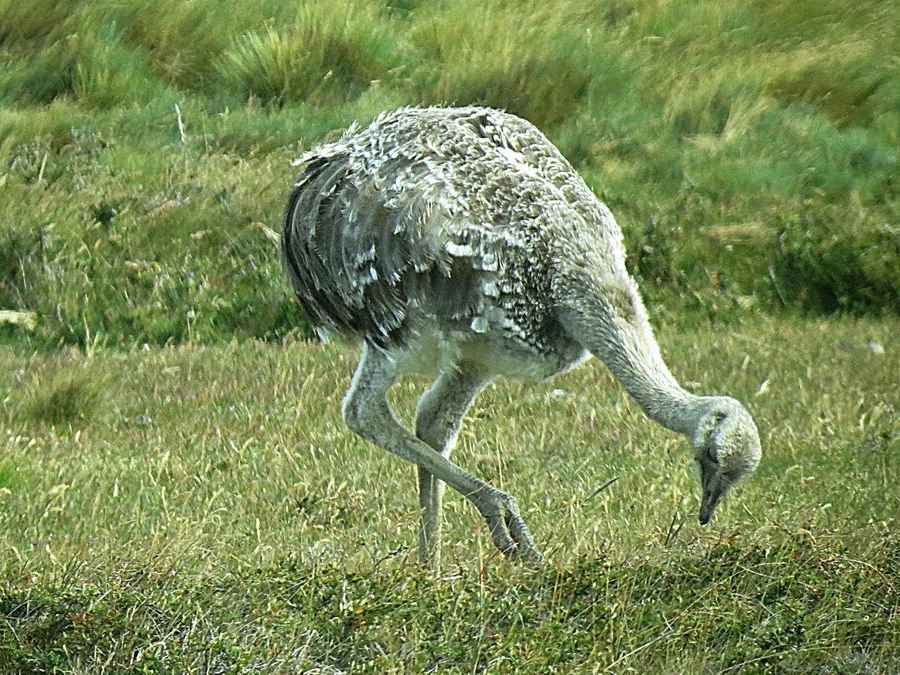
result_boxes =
[175,103,185,144]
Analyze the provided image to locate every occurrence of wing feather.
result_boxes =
[284,149,459,346]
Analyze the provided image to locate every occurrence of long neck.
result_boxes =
[596,327,703,436]
[556,269,705,436]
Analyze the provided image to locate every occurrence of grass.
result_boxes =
[0,0,897,670]
[0,0,897,347]
[0,315,897,671]
[19,366,106,426]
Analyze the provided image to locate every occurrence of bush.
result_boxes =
[771,213,899,313]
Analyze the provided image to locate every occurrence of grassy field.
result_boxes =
[1,316,897,671]
[0,0,897,348]
[1,0,898,671]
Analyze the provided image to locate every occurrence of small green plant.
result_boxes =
[22,367,104,426]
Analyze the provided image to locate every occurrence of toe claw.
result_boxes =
[479,489,543,563]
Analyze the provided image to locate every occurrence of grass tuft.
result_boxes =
[407,1,595,127]
[217,2,402,106]
[20,365,105,426]
[3,22,170,108]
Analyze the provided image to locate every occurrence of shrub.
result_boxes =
[771,213,899,313]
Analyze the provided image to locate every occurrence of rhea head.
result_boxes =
[691,397,761,524]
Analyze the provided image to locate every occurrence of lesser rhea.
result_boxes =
[282,107,761,566]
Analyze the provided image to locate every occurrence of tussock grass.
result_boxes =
[217,1,403,106]
[21,368,105,426]
[0,0,82,46]
[406,0,596,126]
[3,25,170,109]
[0,316,897,670]
[6,351,107,426]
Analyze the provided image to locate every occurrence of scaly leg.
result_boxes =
[414,367,489,569]
[341,342,542,562]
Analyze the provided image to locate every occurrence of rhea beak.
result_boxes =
[699,488,722,524]
[698,470,723,525]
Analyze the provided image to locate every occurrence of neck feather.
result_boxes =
[557,274,705,435]
[596,330,704,435]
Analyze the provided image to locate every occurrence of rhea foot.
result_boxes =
[476,488,543,562]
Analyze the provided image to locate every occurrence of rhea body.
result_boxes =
[282,106,761,565]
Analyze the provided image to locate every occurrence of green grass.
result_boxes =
[0,316,897,671]
[0,0,897,347]
[19,366,106,426]
[0,1,897,670]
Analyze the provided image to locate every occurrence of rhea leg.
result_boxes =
[341,341,541,562]
[414,367,489,568]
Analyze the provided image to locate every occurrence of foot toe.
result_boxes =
[480,491,543,562]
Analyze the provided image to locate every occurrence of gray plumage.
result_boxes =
[282,106,761,567]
